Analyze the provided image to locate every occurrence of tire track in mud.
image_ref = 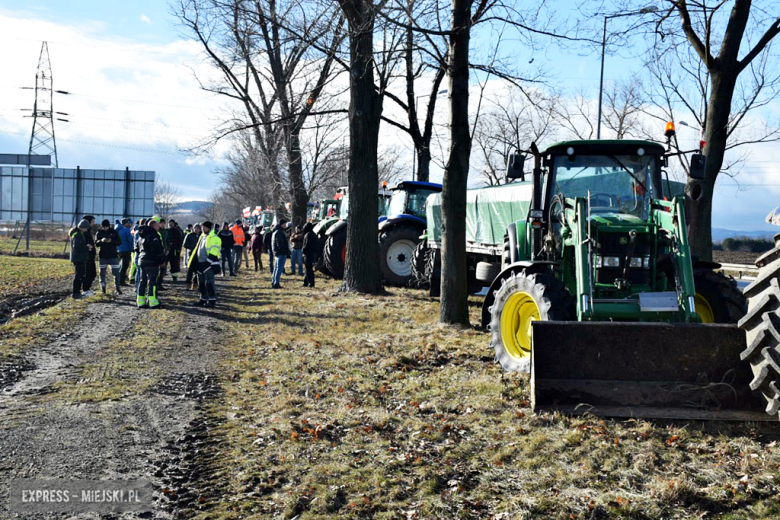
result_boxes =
[0,278,234,519]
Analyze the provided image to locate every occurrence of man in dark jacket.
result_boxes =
[271,219,291,288]
[182,223,201,290]
[167,219,184,283]
[116,218,134,286]
[250,227,264,272]
[81,215,97,295]
[96,219,122,294]
[136,217,167,308]
[301,222,318,288]
[218,221,235,277]
[69,219,92,299]
[263,226,273,273]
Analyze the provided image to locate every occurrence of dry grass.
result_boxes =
[192,271,780,520]
[0,255,72,295]
[0,237,68,257]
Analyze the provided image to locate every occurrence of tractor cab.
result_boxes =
[385,181,443,222]
[317,199,340,221]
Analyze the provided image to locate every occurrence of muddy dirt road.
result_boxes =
[0,277,234,519]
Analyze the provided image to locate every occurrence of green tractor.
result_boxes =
[322,188,393,278]
[311,192,345,275]
[426,136,761,418]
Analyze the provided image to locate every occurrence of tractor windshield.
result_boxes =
[551,153,659,218]
[339,195,350,219]
[387,190,406,217]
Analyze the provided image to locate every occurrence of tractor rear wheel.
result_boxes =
[739,248,780,419]
[426,248,441,297]
[489,270,573,373]
[323,228,347,279]
[411,240,429,288]
[315,232,331,276]
[379,225,421,286]
[693,268,746,323]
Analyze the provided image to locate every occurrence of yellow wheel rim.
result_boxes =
[695,293,715,324]
[500,291,541,360]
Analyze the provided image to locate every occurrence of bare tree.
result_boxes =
[154,179,183,222]
[630,0,780,260]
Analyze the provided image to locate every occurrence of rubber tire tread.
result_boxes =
[379,225,422,286]
[323,227,347,279]
[426,248,441,297]
[693,268,746,323]
[411,240,429,288]
[739,247,780,418]
[488,270,573,373]
[476,262,501,284]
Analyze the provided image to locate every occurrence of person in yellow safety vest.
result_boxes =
[189,220,222,308]
[136,216,167,308]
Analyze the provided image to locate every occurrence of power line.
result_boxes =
[0,127,192,156]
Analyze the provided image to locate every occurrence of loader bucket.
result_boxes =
[531,322,770,421]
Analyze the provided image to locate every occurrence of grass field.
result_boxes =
[0,236,68,257]
[193,272,780,520]
[0,255,72,294]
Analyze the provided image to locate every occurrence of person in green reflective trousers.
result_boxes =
[136,216,167,308]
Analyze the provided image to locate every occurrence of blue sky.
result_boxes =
[0,1,778,231]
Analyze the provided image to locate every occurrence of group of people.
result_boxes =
[68,214,321,310]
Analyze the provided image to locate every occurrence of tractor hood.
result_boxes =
[588,212,648,228]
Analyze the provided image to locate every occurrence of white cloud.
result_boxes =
[140,13,151,25]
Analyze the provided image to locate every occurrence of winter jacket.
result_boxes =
[263,229,272,252]
[168,227,184,251]
[230,224,246,247]
[137,225,167,266]
[218,229,234,250]
[189,230,222,267]
[271,225,291,256]
[95,228,121,259]
[117,225,133,253]
[183,230,201,251]
[291,231,304,250]
[83,226,96,259]
[159,228,170,253]
[302,231,319,261]
[250,232,263,252]
[69,228,89,263]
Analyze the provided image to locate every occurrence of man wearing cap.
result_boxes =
[218,221,235,277]
[189,220,222,307]
[230,219,246,274]
[167,219,184,283]
[136,216,167,308]
[81,215,98,296]
[182,223,202,290]
[69,219,92,299]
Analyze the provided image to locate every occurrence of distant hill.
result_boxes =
[712,228,775,243]
[173,200,209,213]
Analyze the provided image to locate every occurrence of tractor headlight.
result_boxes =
[643,255,651,269]
[629,257,643,268]
[596,256,620,268]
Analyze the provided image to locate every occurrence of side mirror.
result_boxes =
[690,153,706,180]
[506,153,525,180]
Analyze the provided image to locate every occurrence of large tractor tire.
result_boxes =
[379,225,421,286]
[315,233,331,276]
[739,241,780,418]
[693,268,746,323]
[476,262,501,285]
[323,228,347,279]
[410,241,429,288]
[426,249,441,297]
[489,270,573,373]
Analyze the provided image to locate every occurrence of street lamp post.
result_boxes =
[597,6,658,139]
[412,89,448,181]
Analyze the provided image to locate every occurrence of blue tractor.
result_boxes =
[378,181,442,286]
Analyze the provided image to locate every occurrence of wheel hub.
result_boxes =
[386,240,415,276]
[500,291,540,360]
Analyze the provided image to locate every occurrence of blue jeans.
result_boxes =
[273,255,287,286]
[221,248,234,275]
[290,249,303,275]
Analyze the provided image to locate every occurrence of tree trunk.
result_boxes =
[686,69,737,262]
[339,0,383,294]
[416,146,431,182]
[287,130,309,227]
[439,0,471,325]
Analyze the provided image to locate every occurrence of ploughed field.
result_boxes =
[713,250,763,266]
[0,265,779,519]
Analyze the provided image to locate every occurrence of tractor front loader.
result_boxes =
[485,131,766,420]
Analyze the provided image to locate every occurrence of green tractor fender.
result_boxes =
[504,221,532,266]
[481,260,558,328]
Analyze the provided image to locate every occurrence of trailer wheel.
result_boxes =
[426,249,441,297]
[489,270,572,373]
[476,262,501,285]
[693,268,746,323]
[379,225,421,286]
[411,241,429,288]
[739,251,780,418]
[323,228,347,279]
